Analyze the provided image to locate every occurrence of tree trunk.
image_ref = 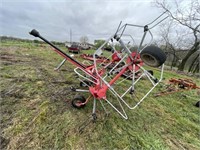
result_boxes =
[178,41,200,71]
[171,54,177,70]
[188,54,199,73]
[193,63,199,73]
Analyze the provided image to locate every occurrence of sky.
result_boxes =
[0,0,187,44]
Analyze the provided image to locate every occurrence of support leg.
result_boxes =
[54,59,67,71]
[130,64,136,94]
[92,98,97,122]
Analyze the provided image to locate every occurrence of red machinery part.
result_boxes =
[112,52,122,62]
[169,78,200,89]
[80,54,110,63]
[155,78,200,97]
[126,52,143,72]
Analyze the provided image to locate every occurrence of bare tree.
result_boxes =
[188,53,199,73]
[80,36,89,44]
[155,0,200,73]
[158,21,181,70]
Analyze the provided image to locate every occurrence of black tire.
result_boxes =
[147,70,154,76]
[140,46,166,67]
[80,80,91,87]
[92,113,97,122]
[195,101,200,107]
[178,83,185,89]
[72,95,86,108]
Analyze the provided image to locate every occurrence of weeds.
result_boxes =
[1,40,200,149]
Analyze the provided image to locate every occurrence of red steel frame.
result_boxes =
[51,40,141,100]
[29,29,144,101]
[29,10,168,120]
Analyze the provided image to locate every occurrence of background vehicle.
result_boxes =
[68,43,81,54]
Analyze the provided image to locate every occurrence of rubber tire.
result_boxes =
[140,46,166,67]
[195,101,200,107]
[178,83,185,89]
[72,95,86,108]
[80,80,91,87]
[147,70,154,76]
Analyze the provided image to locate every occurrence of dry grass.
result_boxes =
[1,40,200,150]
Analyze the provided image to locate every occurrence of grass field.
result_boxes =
[1,40,200,150]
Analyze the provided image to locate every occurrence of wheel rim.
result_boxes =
[141,54,159,67]
[74,100,83,107]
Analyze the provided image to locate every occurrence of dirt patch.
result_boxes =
[0,53,30,65]
[0,47,19,52]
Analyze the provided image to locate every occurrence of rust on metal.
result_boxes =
[155,78,200,97]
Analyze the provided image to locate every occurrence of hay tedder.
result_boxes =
[29,13,168,120]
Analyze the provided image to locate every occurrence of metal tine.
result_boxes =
[99,100,109,116]
[105,88,128,119]
[115,11,168,40]
[146,10,168,26]
[114,21,123,36]
[149,16,169,29]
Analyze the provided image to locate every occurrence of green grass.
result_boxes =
[1,40,200,150]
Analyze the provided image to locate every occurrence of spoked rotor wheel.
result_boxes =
[72,95,86,108]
